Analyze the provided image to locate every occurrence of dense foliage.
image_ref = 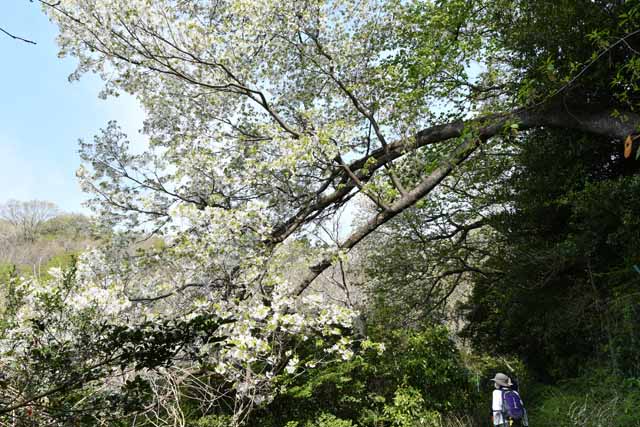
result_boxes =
[250,326,469,427]
[461,129,640,379]
[0,0,639,426]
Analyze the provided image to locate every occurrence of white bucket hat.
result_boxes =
[490,372,512,387]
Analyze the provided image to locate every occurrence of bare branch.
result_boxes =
[0,26,36,45]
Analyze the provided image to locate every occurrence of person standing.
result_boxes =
[490,372,528,427]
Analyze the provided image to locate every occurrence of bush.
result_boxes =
[248,326,472,427]
[528,370,640,427]
[305,413,355,427]
[195,414,233,427]
[383,385,442,427]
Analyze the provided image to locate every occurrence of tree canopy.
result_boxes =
[1,0,639,425]
[50,0,640,287]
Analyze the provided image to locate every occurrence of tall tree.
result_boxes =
[460,127,640,380]
[1,0,639,424]
[0,199,59,242]
[44,0,640,290]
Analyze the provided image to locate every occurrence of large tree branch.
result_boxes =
[274,104,640,245]
[291,104,640,294]
[294,135,482,295]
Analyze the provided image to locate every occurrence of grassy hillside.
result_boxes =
[0,212,97,277]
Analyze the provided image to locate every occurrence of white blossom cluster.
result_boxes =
[204,282,356,405]
[2,258,130,350]
[15,0,477,422]
[0,233,358,424]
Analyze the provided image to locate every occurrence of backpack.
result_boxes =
[501,389,525,420]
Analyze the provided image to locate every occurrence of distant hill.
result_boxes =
[0,210,98,277]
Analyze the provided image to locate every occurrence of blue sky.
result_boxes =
[0,2,145,213]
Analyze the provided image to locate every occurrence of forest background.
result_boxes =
[1,1,640,426]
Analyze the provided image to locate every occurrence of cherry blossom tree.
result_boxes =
[44,0,639,292]
[1,0,639,425]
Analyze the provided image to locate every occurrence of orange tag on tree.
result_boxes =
[624,135,633,159]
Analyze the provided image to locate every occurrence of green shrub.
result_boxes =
[528,370,640,427]
[383,385,441,427]
[195,414,233,427]
[305,413,355,427]
[248,326,472,427]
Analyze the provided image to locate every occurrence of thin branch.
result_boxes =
[535,28,640,107]
[126,282,206,302]
[334,152,391,211]
[0,27,36,45]
[304,30,407,195]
